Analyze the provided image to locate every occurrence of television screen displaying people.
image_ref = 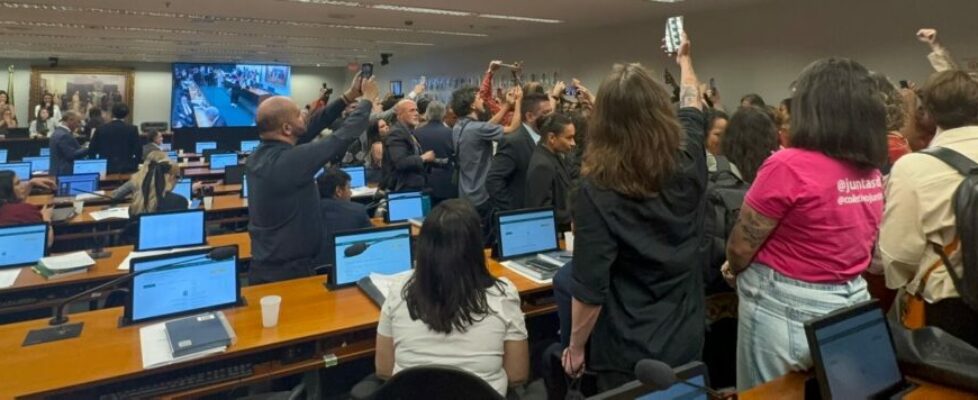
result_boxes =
[170,63,291,129]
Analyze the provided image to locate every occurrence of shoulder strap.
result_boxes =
[920,147,978,176]
[453,119,472,156]
[930,240,967,299]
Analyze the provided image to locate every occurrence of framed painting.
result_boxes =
[29,67,134,122]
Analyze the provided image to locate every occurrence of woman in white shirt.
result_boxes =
[29,108,56,138]
[34,92,62,122]
[375,199,529,396]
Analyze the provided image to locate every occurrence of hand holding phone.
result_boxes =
[360,63,374,80]
[663,16,684,55]
[899,80,909,89]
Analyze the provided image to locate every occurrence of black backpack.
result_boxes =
[921,147,978,312]
[703,156,750,294]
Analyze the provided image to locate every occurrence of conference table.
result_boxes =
[740,371,977,399]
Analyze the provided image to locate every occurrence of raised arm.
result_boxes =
[917,28,960,72]
[302,73,365,144]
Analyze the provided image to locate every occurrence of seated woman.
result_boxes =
[113,151,201,205]
[0,107,18,129]
[119,152,190,242]
[29,108,56,138]
[0,171,56,245]
[375,199,529,397]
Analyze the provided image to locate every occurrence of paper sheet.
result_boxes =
[0,269,21,289]
[352,187,378,198]
[140,322,225,369]
[117,245,211,271]
[90,207,130,221]
[368,270,411,298]
[75,191,106,201]
[40,251,95,271]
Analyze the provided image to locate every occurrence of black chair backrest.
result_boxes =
[224,164,245,185]
[372,365,504,400]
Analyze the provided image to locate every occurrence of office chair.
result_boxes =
[351,365,504,400]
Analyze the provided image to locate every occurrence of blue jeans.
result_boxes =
[553,261,574,348]
[735,263,869,390]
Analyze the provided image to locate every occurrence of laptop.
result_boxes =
[224,164,245,185]
[54,173,101,203]
[341,165,375,198]
[208,153,238,171]
[494,207,569,281]
[124,247,242,325]
[328,225,413,304]
[173,178,193,200]
[22,156,49,175]
[805,300,917,400]
[165,150,179,160]
[160,143,172,151]
[73,159,107,176]
[385,191,431,226]
[0,149,7,163]
[0,223,48,270]
[135,209,207,252]
[239,140,259,154]
[588,362,710,400]
[0,162,31,180]
[195,141,217,154]
[38,147,50,157]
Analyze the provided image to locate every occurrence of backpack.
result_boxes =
[703,156,750,295]
[920,147,978,312]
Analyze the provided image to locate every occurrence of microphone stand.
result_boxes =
[69,187,120,259]
[23,247,236,346]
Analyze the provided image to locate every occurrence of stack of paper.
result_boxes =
[75,191,106,201]
[117,245,210,271]
[140,322,226,369]
[0,269,21,289]
[90,207,130,221]
[33,251,95,279]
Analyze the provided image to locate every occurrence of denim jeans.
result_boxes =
[736,263,869,390]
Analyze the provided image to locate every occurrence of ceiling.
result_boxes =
[0,0,769,67]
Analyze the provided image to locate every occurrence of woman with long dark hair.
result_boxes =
[720,107,779,182]
[561,33,708,390]
[34,92,61,122]
[0,171,55,244]
[375,199,528,396]
[724,58,887,390]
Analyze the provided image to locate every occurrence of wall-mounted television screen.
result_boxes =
[171,63,291,129]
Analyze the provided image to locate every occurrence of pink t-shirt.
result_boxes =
[744,148,883,283]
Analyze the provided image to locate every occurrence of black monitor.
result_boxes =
[494,207,559,260]
[125,247,242,324]
[327,224,413,289]
[239,140,260,154]
[224,164,245,185]
[588,362,710,400]
[21,156,50,174]
[135,209,207,252]
[73,159,107,176]
[385,191,430,223]
[195,141,217,154]
[0,223,47,270]
[209,153,238,171]
[56,173,100,197]
[0,162,31,180]
[340,165,367,189]
[0,149,7,163]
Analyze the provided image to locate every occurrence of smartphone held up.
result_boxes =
[664,16,684,55]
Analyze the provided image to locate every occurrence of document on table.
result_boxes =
[90,207,130,221]
[0,269,21,289]
[117,245,211,271]
[139,321,225,369]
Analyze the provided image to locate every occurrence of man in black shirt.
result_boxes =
[89,103,140,173]
[246,75,377,284]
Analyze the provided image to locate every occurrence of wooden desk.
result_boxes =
[740,371,978,399]
[183,167,229,179]
[62,194,247,227]
[212,183,242,194]
[0,260,552,399]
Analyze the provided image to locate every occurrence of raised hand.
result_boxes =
[916,29,937,45]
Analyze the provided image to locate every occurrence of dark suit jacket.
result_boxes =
[317,198,373,266]
[486,125,535,211]
[414,119,456,200]
[525,144,573,231]
[90,120,140,173]
[50,126,87,176]
[382,122,426,192]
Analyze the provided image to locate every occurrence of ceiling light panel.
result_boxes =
[286,0,563,24]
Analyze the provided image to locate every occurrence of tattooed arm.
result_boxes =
[675,31,704,111]
[726,203,779,273]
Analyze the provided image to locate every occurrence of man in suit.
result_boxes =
[413,101,456,205]
[316,168,373,265]
[90,103,140,173]
[382,99,434,192]
[49,111,87,176]
[486,93,553,211]
[525,113,576,232]
[142,129,164,160]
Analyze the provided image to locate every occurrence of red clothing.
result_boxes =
[0,202,43,225]
[887,132,911,165]
[479,71,514,126]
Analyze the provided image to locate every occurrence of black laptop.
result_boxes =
[804,300,918,399]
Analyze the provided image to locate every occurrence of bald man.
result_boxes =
[246,75,377,284]
[381,99,434,191]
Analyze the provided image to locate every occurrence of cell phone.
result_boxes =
[709,78,716,91]
[565,85,578,97]
[664,16,684,54]
[322,83,328,89]
[360,63,373,79]
[899,80,909,89]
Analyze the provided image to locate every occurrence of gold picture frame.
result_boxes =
[29,66,135,122]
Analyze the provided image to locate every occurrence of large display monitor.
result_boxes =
[171,63,291,129]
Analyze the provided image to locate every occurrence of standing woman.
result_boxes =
[561,33,709,390]
[723,58,887,390]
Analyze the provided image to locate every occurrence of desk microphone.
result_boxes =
[22,246,237,346]
[634,359,736,400]
[68,187,120,210]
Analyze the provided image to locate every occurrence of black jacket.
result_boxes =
[90,120,141,173]
[486,125,535,211]
[50,126,87,176]
[316,198,373,266]
[414,120,456,200]
[382,121,426,192]
[525,143,573,231]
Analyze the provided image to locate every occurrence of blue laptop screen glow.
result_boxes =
[160,143,172,151]
[195,141,217,154]
[241,175,248,199]
[635,375,708,400]
[137,210,206,251]
[166,150,179,160]
[38,148,50,157]
[0,223,46,269]
[334,227,412,285]
[173,178,192,201]
[341,166,366,189]
[387,192,427,222]
[813,307,903,399]
[0,149,7,163]
[209,153,237,170]
[130,252,237,322]
[498,209,558,258]
[57,173,100,197]
[0,162,32,180]
[240,140,259,153]
[22,156,49,173]
[74,159,107,175]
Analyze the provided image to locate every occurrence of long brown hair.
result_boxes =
[582,63,681,198]
[129,151,179,216]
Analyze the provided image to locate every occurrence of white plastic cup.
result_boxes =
[260,295,282,328]
[564,231,575,252]
[178,149,184,156]
[72,200,84,215]
[203,196,214,210]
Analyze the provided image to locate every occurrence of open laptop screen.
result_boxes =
[136,209,206,252]
[22,156,50,174]
[331,225,413,288]
[195,141,217,154]
[209,153,237,170]
[127,248,239,324]
[496,208,559,259]
[0,162,31,180]
[74,159,107,175]
[386,191,429,223]
[56,173,100,197]
[0,223,47,269]
[340,165,367,189]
